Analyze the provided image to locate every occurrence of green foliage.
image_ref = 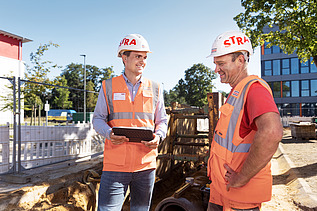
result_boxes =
[0,81,13,112]
[234,0,317,66]
[183,64,216,107]
[24,42,61,115]
[164,87,186,107]
[164,63,216,108]
[86,80,97,112]
[0,71,23,112]
[52,76,72,109]
[60,63,114,112]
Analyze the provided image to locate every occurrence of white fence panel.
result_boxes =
[0,126,10,173]
[0,123,104,174]
[281,116,314,127]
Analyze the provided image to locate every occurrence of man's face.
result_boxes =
[213,54,242,86]
[123,51,147,77]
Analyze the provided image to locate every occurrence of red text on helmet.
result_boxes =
[119,38,137,47]
[223,36,250,47]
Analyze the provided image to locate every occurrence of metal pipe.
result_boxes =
[12,76,16,174]
[80,54,86,123]
[18,77,22,173]
[155,197,203,211]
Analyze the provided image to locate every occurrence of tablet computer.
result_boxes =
[112,127,154,142]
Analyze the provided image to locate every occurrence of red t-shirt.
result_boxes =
[228,82,279,138]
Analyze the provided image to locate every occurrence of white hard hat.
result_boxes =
[207,31,253,58]
[117,34,151,57]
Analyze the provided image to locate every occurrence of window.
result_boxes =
[282,59,290,75]
[291,103,301,116]
[282,81,290,97]
[311,57,317,73]
[264,61,272,76]
[264,42,271,54]
[273,60,280,75]
[301,103,315,116]
[281,103,291,116]
[272,45,281,54]
[300,60,309,73]
[290,58,299,74]
[301,80,309,96]
[272,81,281,97]
[291,81,299,97]
[311,79,317,97]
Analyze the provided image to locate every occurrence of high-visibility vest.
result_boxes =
[102,75,160,172]
[208,75,274,203]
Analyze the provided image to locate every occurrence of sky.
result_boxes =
[0,0,260,93]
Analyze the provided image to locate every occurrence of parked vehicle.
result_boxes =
[47,109,76,123]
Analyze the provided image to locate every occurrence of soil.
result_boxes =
[261,127,317,211]
[0,128,316,210]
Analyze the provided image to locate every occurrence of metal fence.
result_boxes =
[279,108,317,117]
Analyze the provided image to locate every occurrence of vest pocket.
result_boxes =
[209,151,228,184]
[215,103,234,139]
[104,140,126,166]
[142,91,153,113]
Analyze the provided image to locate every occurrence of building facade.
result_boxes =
[261,26,317,117]
[0,30,31,124]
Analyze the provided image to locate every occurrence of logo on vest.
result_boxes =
[232,90,239,97]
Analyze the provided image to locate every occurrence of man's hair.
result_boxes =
[231,52,245,62]
[122,51,131,66]
[122,51,131,57]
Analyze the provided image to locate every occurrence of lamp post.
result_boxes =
[80,54,86,123]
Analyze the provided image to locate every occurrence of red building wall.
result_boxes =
[0,34,21,60]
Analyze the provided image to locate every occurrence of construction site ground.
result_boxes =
[0,127,316,211]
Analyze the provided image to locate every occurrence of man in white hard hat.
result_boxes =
[206,31,283,211]
[93,34,168,211]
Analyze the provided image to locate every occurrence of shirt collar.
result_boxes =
[122,73,143,85]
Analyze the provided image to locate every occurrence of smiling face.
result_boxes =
[213,53,247,87]
[122,51,147,79]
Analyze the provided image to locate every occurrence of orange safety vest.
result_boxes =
[208,75,274,203]
[102,75,160,172]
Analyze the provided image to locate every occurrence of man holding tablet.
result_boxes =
[92,34,168,211]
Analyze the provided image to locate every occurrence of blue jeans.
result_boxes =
[98,169,155,211]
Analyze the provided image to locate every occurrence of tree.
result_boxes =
[60,63,114,112]
[51,76,72,109]
[0,71,23,112]
[234,0,317,66]
[164,86,187,107]
[164,63,216,108]
[182,63,216,107]
[59,63,82,111]
[24,42,61,123]
[86,80,97,112]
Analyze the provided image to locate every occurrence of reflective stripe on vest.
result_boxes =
[214,77,271,154]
